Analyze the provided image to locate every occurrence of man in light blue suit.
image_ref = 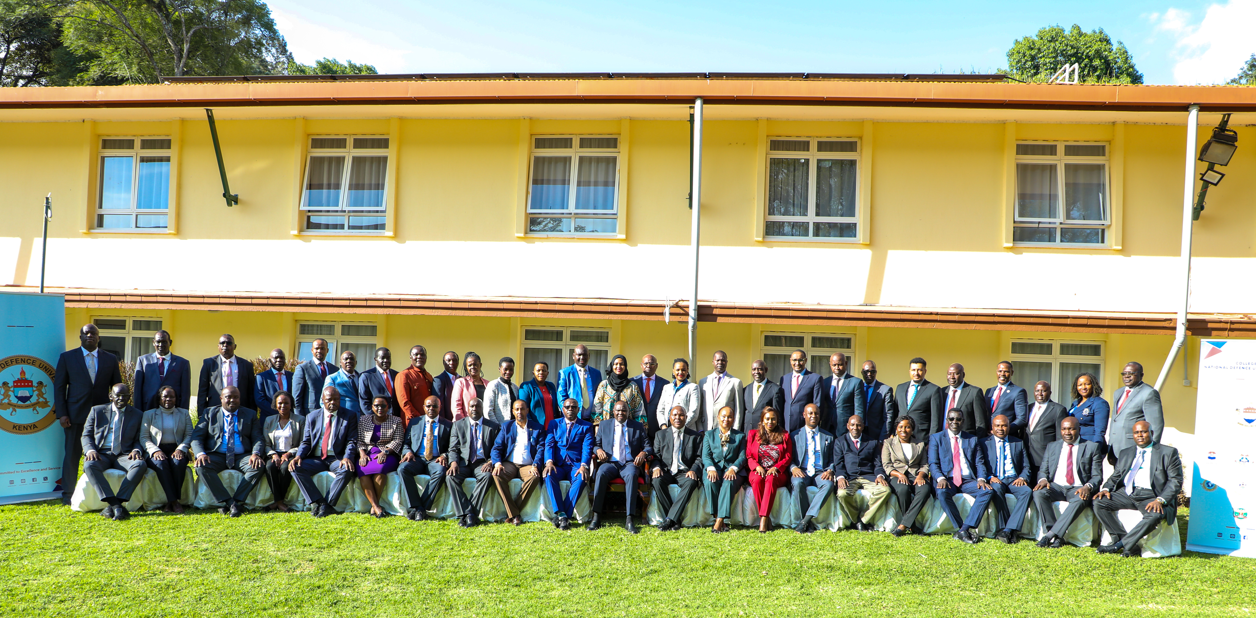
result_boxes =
[986,361,1028,431]
[254,348,294,420]
[779,350,823,433]
[542,398,594,530]
[980,414,1033,544]
[132,330,191,411]
[789,404,836,533]
[556,345,601,421]
[928,408,993,544]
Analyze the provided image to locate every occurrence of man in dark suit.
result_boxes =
[54,324,123,504]
[588,401,651,533]
[894,357,943,439]
[1107,362,1165,465]
[398,396,451,521]
[789,404,836,533]
[780,350,823,433]
[291,338,334,417]
[1033,416,1104,549]
[858,360,896,440]
[446,398,500,527]
[198,333,255,412]
[633,355,668,444]
[357,347,398,415]
[80,383,146,520]
[928,408,993,544]
[491,400,548,525]
[652,405,702,531]
[432,351,460,422]
[1094,420,1183,558]
[132,330,191,411]
[986,361,1028,431]
[981,414,1033,543]
[818,352,865,435]
[291,386,358,518]
[743,360,784,432]
[543,398,595,530]
[1024,381,1068,476]
[942,364,990,438]
[834,414,891,531]
[254,348,293,420]
[190,385,265,517]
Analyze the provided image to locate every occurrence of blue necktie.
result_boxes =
[1124,450,1145,495]
[998,441,1006,478]
[908,383,918,408]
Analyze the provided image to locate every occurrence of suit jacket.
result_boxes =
[295,408,358,460]
[357,367,399,415]
[928,430,988,483]
[402,416,452,458]
[979,435,1030,484]
[483,378,520,425]
[747,430,794,472]
[594,418,651,462]
[1036,438,1104,488]
[881,437,929,479]
[519,379,559,427]
[545,418,594,467]
[1108,383,1165,456]
[699,373,744,435]
[432,371,459,422]
[1070,397,1110,445]
[818,372,866,435]
[491,420,547,466]
[834,432,885,481]
[779,371,823,433]
[653,426,701,473]
[633,374,668,429]
[325,370,361,415]
[941,383,991,438]
[859,380,897,441]
[190,405,265,458]
[81,403,144,455]
[448,417,501,466]
[132,353,191,411]
[655,381,701,432]
[54,347,122,424]
[788,426,836,475]
[1024,400,1069,470]
[701,428,748,473]
[893,380,944,439]
[556,365,602,421]
[197,356,256,412]
[254,368,295,419]
[262,413,305,457]
[140,407,193,456]
[742,379,785,433]
[1101,443,1183,521]
[291,358,335,417]
[451,376,490,422]
[985,382,1029,429]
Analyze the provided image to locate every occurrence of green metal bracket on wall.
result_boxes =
[205,108,239,207]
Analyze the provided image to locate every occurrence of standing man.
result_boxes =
[651,406,702,531]
[396,345,435,427]
[80,383,146,520]
[742,360,784,432]
[788,404,836,534]
[1033,416,1103,549]
[254,348,293,420]
[432,351,460,421]
[398,396,450,521]
[587,401,650,533]
[833,415,891,532]
[981,414,1033,544]
[292,338,334,417]
[484,357,520,425]
[357,347,398,415]
[1023,382,1068,477]
[1107,362,1165,465]
[1094,421,1183,558]
[557,345,602,421]
[927,408,993,544]
[54,324,122,504]
[859,361,896,441]
[132,329,191,411]
[191,385,265,517]
[491,400,547,526]
[543,398,595,530]
[894,358,943,439]
[699,351,743,434]
[446,398,500,527]
[942,364,990,438]
[780,350,822,433]
[820,353,865,434]
[290,387,358,518]
[986,361,1028,431]
[519,362,559,428]
[198,334,255,412]
[633,355,668,443]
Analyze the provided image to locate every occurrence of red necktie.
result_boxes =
[540,384,554,425]
[793,374,801,401]
[319,363,327,379]
[159,357,167,378]
[1065,444,1075,485]
[383,372,394,396]
[991,386,1003,411]
[277,372,285,391]
[948,389,958,411]
[1116,389,1132,416]
[321,414,334,458]
[951,435,963,487]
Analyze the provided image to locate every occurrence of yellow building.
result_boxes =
[1,75,1253,446]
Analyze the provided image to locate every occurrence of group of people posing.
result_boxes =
[54,324,1181,558]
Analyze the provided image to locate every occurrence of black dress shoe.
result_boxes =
[111,505,130,521]
[1036,535,1055,548]
[1121,544,1142,558]
[414,509,426,521]
[659,520,674,531]
[218,505,230,516]
[229,503,243,518]
[458,516,471,528]
[995,529,1010,543]
[625,516,639,534]
[910,524,924,535]
[967,529,983,544]
[467,515,480,527]
[1096,543,1123,554]
[1050,537,1064,549]
[891,526,907,537]
[1004,530,1019,544]
[586,514,602,531]
[61,496,73,506]
[101,505,116,519]
[406,508,419,521]
[858,522,873,532]
[558,516,571,530]
[314,503,330,518]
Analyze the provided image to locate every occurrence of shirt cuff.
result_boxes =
[706,466,717,472]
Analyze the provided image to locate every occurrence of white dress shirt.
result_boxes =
[1130,444,1154,491]
[511,422,533,465]
[1028,402,1046,431]
[1052,440,1084,487]
[612,421,626,463]
[901,441,915,461]
[670,427,683,474]
[82,347,99,381]
[988,436,1013,479]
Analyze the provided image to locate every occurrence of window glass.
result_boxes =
[530,156,572,210]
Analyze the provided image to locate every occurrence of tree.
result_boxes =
[286,57,377,75]
[1006,24,1143,84]
[0,0,97,86]
[1228,54,1256,85]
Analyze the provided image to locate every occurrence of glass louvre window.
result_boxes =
[1010,339,1103,403]
[1014,142,1110,245]
[528,136,619,235]
[301,136,389,232]
[761,332,854,380]
[522,327,611,376]
[295,322,377,363]
[96,137,171,230]
[765,138,859,240]
[92,317,162,365]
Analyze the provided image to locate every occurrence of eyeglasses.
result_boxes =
[563,404,579,410]
[1120,371,1137,376]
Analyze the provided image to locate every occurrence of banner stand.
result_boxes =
[0,291,66,505]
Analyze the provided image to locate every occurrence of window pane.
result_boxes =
[523,347,563,376]
[570,330,610,343]
[299,324,336,336]
[1060,363,1102,398]
[769,139,810,152]
[574,156,617,211]
[1011,342,1053,355]
[1060,227,1105,244]
[1064,144,1105,157]
[1016,144,1056,156]
[311,137,347,149]
[811,336,852,349]
[1060,343,1102,357]
[585,349,609,374]
[528,217,571,233]
[348,216,386,231]
[1013,226,1056,243]
[100,138,134,150]
[135,156,170,210]
[131,320,161,331]
[100,156,134,210]
[579,137,617,149]
[534,137,572,149]
[94,318,128,331]
[767,158,808,216]
[128,336,148,365]
[1064,163,1106,221]
[346,156,387,208]
[341,324,377,337]
[305,216,346,230]
[305,156,345,208]
[98,336,126,361]
[765,221,809,237]
[140,138,171,150]
[530,156,571,210]
[763,354,790,382]
[136,215,167,229]
[353,137,389,149]
[817,140,857,153]
[810,356,830,378]
[342,343,376,366]
[763,335,804,348]
[1017,361,1055,401]
[814,222,857,238]
[1016,163,1058,219]
[572,218,616,234]
[96,215,133,229]
[815,159,857,218]
[524,329,564,342]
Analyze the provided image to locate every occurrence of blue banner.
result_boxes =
[0,292,65,504]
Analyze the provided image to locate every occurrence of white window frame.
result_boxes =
[1013,141,1111,247]
[764,137,861,242]
[1009,339,1104,403]
[761,331,855,379]
[521,327,612,375]
[299,135,390,233]
[92,317,163,365]
[296,321,378,365]
[526,135,620,236]
[95,136,171,230]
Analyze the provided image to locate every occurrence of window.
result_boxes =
[764,138,860,240]
[1014,142,1110,245]
[96,137,171,230]
[296,322,378,365]
[300,136,390,233]
[1009,339,1103,403]
[521,327,611,376]
[93,317,162,365]
[527,136,620,235]
[761,332,854,381]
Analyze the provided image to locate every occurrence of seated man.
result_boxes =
[446,398,501,527]
[789,403,836,534]
[491,399,547,526]
[588,401,651,533]
[1094,420,1183,558]
[980,414,1033,544]
[834,415,891,532]
[290,386,358,518]
[543,398,594,531]
[928,408,993,544]
[652,405,702,531]
[398,396,451,521]
[191,385,265,517]
[80,383,147,521]
[1033,416,1104,548]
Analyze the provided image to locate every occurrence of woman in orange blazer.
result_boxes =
[451,352,489,421]
[747,406,793,533]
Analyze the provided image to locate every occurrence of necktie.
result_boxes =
[991,386,1003,411]
[645,377,653,398]
[948,388,958,411]
[754,382,763,406]
[472,423,481,461]
[1030,404,1041,430]
[951,435,963,487]
[540,384,554,425]
[1116,389,1132,416]
[383,371,394,397]
[1124,450,1144,495]
[224,359,233,388]
[672,430,681,474]
[715,374,722,394]
[425,420,436,459]
[1065,444,1075,485]
[105,407,117,453]
[908,383,918,408]
[853,435,860,451]
[614,423,624,463]
[319,362,328,379]
[224,412,237,467]
[159,357,167,378]
[86,353,97,383]
[998,440,1006,478]
[321,413,333,458]
[865,383,875,408]
[793,374,801,402]
[831,378,838,401]
[277,372,285,392]
[837,376,845,398]
[809,431,819,475]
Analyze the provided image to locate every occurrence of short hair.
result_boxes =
[1126,361,1144,373]
[998,360,1013,370]
[1071,373,1104,401]
[157,385,178,399]
[534,361,549,370]
[910,357,927,368]
[713,350,727,358]
[896,416,915,431]
[946,407,964,418]
[792,349,807,358]
[375,347,390,357]
[273,390,293,407]
[673,358,689,368]
[154,329,171,340]
[499,356,515,367]
[313,338,328,346]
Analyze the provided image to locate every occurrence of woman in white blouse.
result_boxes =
[141,386,193,513]
[263,391,304,512]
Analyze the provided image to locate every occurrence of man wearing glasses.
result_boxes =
[1106,363,1164,466]
[198,334,255,412]
[542,398,594,530]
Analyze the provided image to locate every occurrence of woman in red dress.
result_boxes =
[747,407,793,533]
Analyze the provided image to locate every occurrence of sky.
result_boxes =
[266,0,1256,85]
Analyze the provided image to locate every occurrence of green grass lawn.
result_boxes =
[1,502,1252,617]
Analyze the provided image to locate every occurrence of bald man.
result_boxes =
[1094,421,1183,558]
[291,386,359,518]
[1033,416,1104,549]
[819,353,865,435]
[255,348,294,420]
[633,355,668,443]
[399,396,451,520]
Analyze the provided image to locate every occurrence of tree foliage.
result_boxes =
[1228,54,1256,86]
[1006,24,1143,84]
[0,0,96,86]
[286,57,376,75]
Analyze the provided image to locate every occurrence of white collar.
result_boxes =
[947,430,962,440]
[82,347,97,357]
[220,355,235,364]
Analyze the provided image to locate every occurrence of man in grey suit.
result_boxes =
[651,406,703,531]
[1095,421,1183,558]
[1033,416,1103,548]
[819,353,865,435]
[859,361,896,440]
[1107,362,1165,465]
[80,383,147,520]
[1023,381,1068,476]
[894,358,943,439]
[292,338,335,416]
[942,363,990,438]
[191,385,265,517]
[54,323,123,504]
[446,398,500,527]
[789,404,837,533]
[132,330,191,411]
[699,351,743,433]
[197,334,255,412]
[742,360,784,432]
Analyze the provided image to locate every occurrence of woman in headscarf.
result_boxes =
[592,354,644,425]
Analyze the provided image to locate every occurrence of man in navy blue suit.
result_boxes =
[819,353,864,435]
[357,347,399,415]
[834,414,891,531]
[928,408,993,544]
[254,348,293,420]
[858,360,896,440]
[291,386,358,518]
[981,414,1033,543]
[54,324,123,504]
[132,330,191,411]
[780,350,822,433]
[587,401,651,533]
[543,398,594,530]
[491,400,548,525]
[986,361,1028,432]
[633,355,668,443]
[789,404,836,533]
